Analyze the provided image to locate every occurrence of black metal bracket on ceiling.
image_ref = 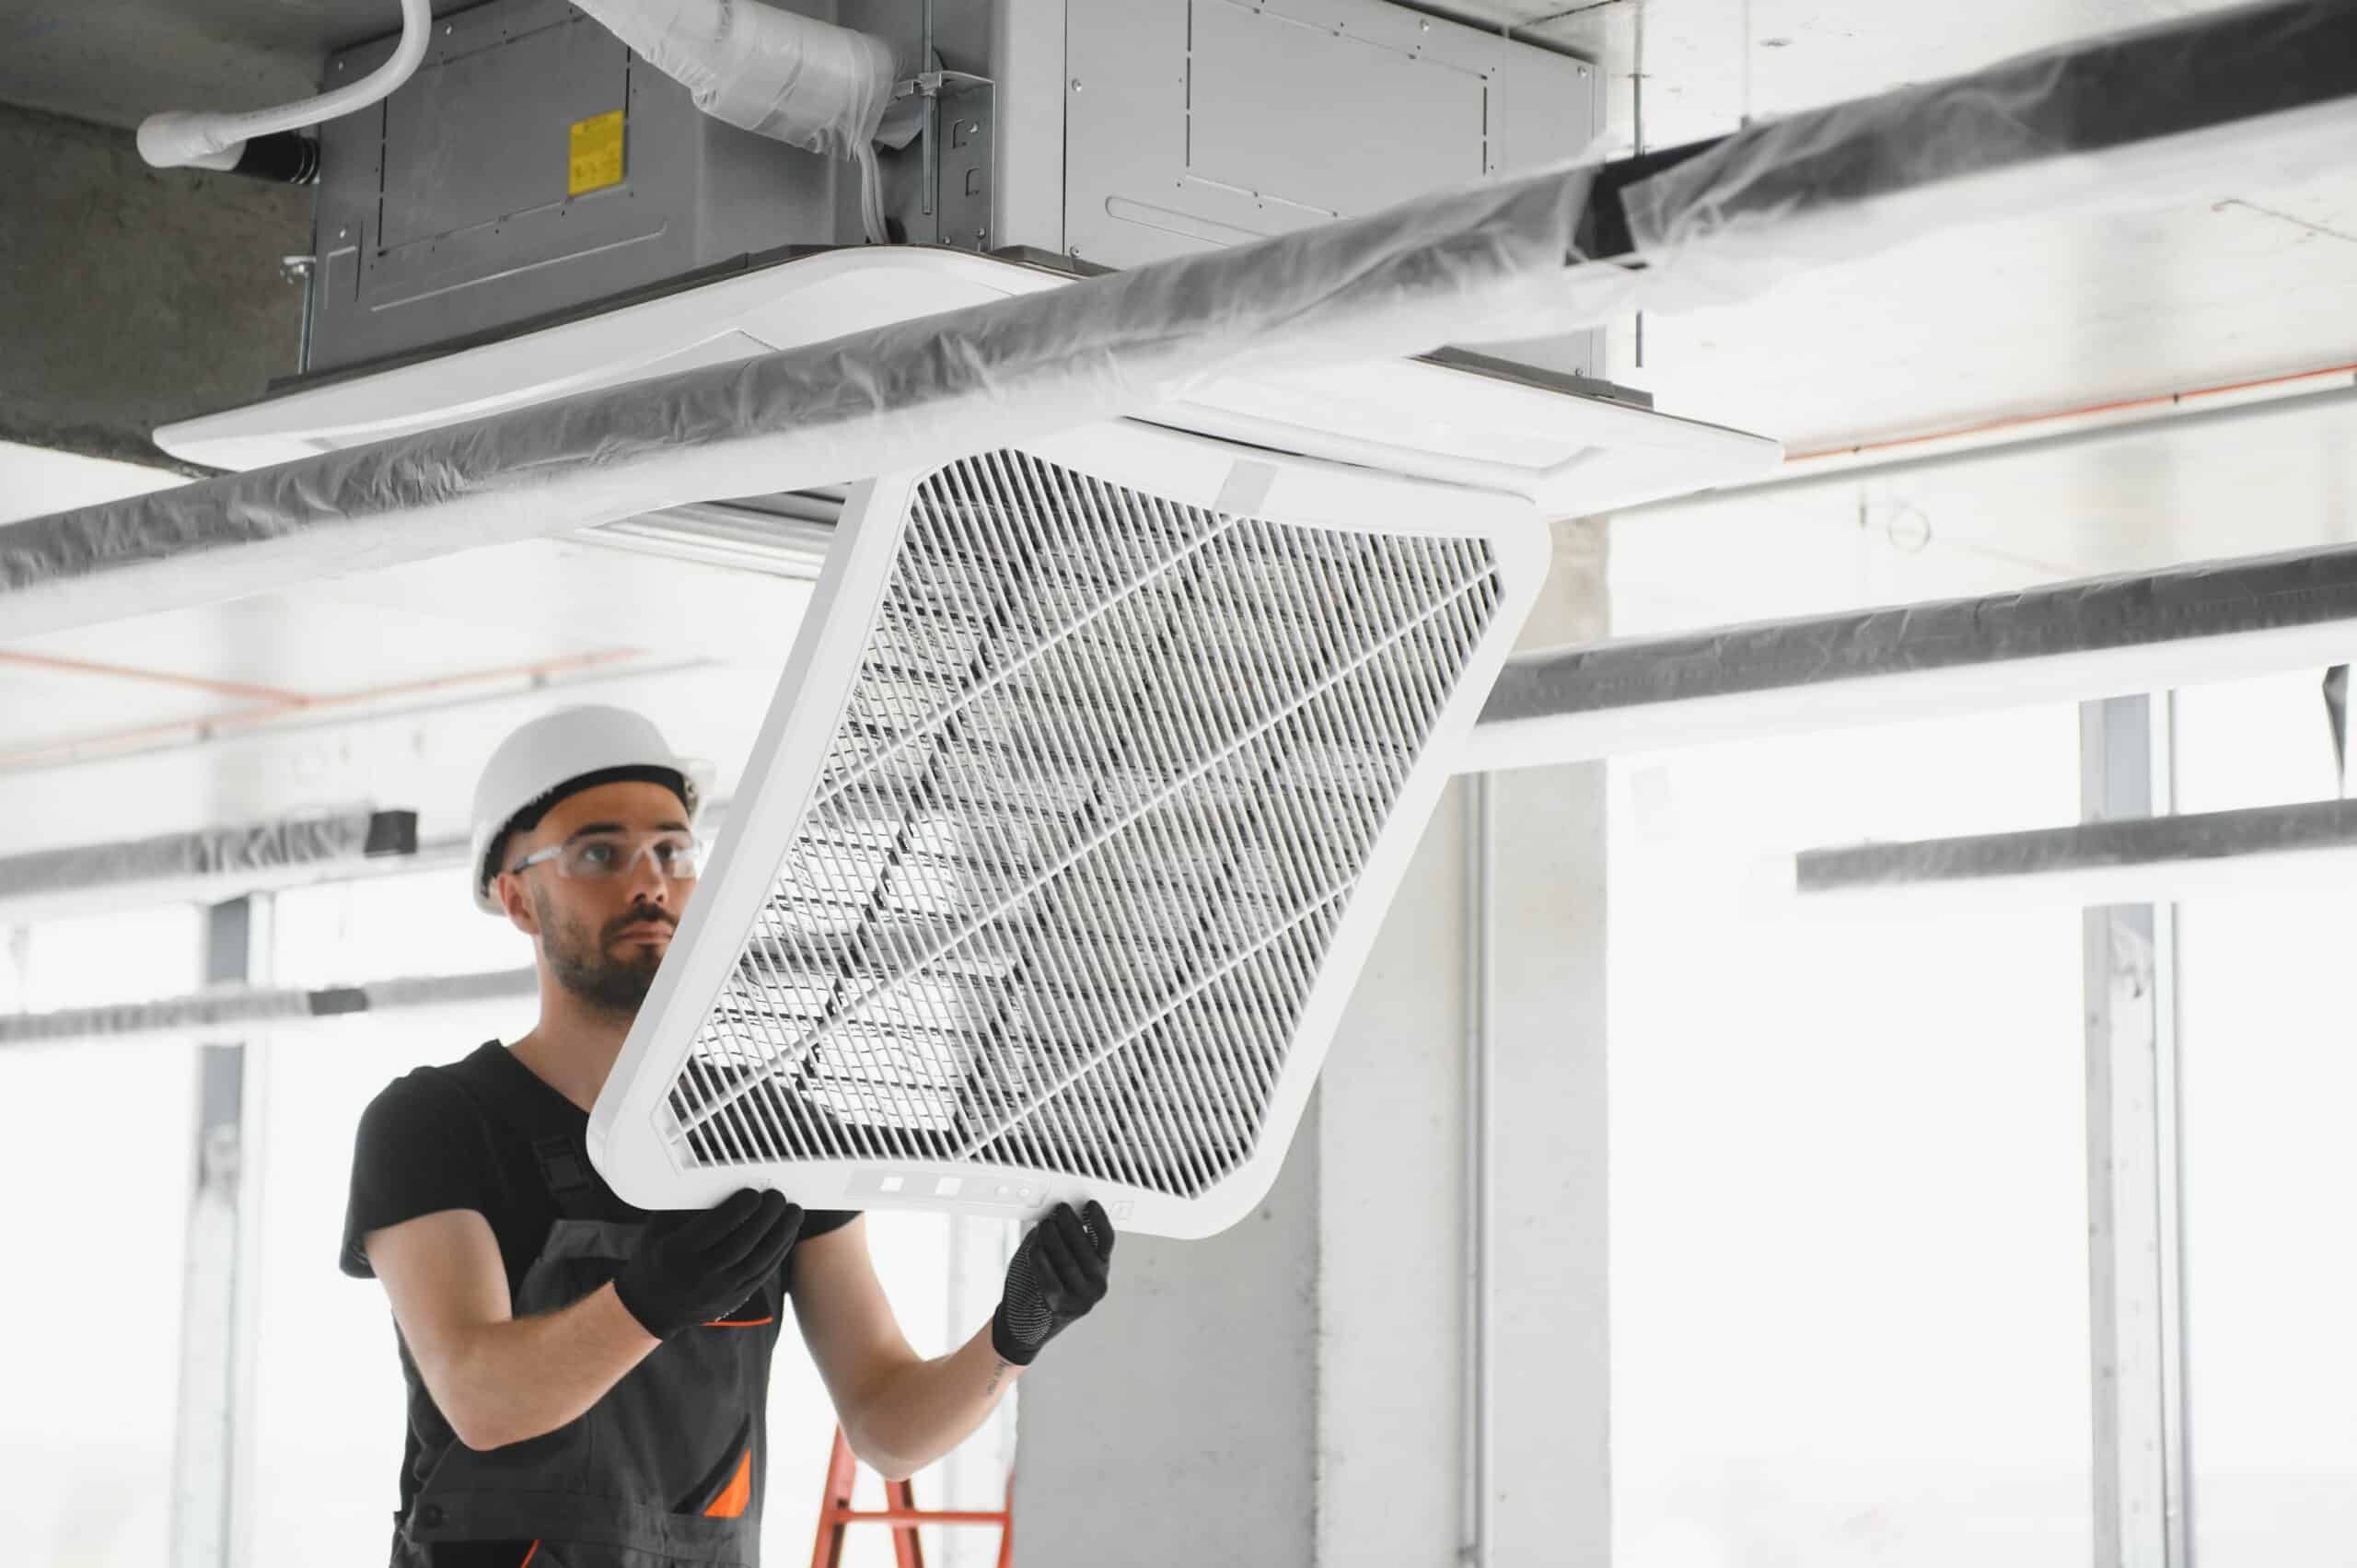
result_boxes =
[1570,0,2357,262]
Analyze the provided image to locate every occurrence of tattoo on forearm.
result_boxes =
[986,1359,1010,1396]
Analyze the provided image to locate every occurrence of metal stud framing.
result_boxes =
[169,895,268,1568]
[2082,695,2193,1568]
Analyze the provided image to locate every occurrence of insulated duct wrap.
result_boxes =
[1461,532,2357,770]
[4,0,2352,639]
[0,809,417,902]
[0,968,539,1049]
[1794,801,2357,902]
[1616,0,2354,305]
[0,167,1603,639]
[567,0,895,157]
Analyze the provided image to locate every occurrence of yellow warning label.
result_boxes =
[567,110,625,197]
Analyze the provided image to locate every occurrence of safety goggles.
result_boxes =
[508,830,705,885]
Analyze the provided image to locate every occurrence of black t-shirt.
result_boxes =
[341,1040,857,1566]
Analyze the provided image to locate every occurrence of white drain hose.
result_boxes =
[136,0,432,170]
[566,0,897,161]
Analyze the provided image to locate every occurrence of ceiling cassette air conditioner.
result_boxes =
[588,421,1545,1237]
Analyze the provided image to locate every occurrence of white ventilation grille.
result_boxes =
[592,427,1545,1236]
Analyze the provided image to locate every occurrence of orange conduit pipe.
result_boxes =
[1613,358,2357,517]
[1784,358,2357,467]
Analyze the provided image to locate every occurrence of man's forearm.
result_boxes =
[845,1323,1021,1481]
[443,1282,662,1449]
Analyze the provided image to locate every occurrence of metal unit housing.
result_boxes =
[303,0,995,373]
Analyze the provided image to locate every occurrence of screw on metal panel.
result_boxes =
[1070,78,1082,91]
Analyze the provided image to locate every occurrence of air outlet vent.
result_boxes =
[590,424,1546,1237]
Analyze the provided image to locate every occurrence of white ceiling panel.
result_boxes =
[1613,388,2357,636]
[1622,155,2357,450]
[0,656,249,761]
[1,531,816,758]
[1479,0,2357,456]
[0,437,823,842]
[0,656,797,869]
[321,535,818,671]
[1517,0,2251,155]
[0,441,183,524]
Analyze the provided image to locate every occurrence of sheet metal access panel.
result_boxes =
[305,0,994,373]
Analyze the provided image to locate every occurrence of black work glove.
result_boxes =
[614,1188,804,1341]
[991,1201,1115,1365]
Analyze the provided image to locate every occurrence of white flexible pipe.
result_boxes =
[136,0,433,170]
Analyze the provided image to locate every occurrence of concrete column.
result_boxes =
[1488,518,1612,1567]
[1317,777,1472,1564]
[1010,1102,1320,1565]
[1016,518,1611,1565]
[1323,517,1610,1565]
[1480,758,1612,1566]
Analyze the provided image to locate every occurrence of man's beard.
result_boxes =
[535,889,667,1017]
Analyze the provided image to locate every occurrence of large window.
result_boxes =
[1609,705,2093,1564]
[0,907,203,1568]
[2171,668,2357,1562]
[2176,889,2357,1562]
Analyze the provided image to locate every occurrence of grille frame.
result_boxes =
[587,421,1548,1237]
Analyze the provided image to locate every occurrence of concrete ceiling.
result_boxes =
[0,0,479,131]
[2,0,2352,886]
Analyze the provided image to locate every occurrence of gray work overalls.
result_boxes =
[391,1122,783,1568]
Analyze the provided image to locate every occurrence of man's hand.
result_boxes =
[615,1188,804,1342]
[991,1201,1115,1366]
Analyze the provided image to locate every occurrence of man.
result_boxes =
[342,704,1116,1568]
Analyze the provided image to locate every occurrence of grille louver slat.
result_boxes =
[594,432,1543,1236]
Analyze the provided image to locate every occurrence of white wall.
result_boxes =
[1017,519,1615,1565]
[1317,779,1470,1564]
[1011,1104,1322,1566]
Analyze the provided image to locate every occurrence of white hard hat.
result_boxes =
[469,705,715,915]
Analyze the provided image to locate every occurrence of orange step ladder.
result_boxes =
[807,1426,1015,1568]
